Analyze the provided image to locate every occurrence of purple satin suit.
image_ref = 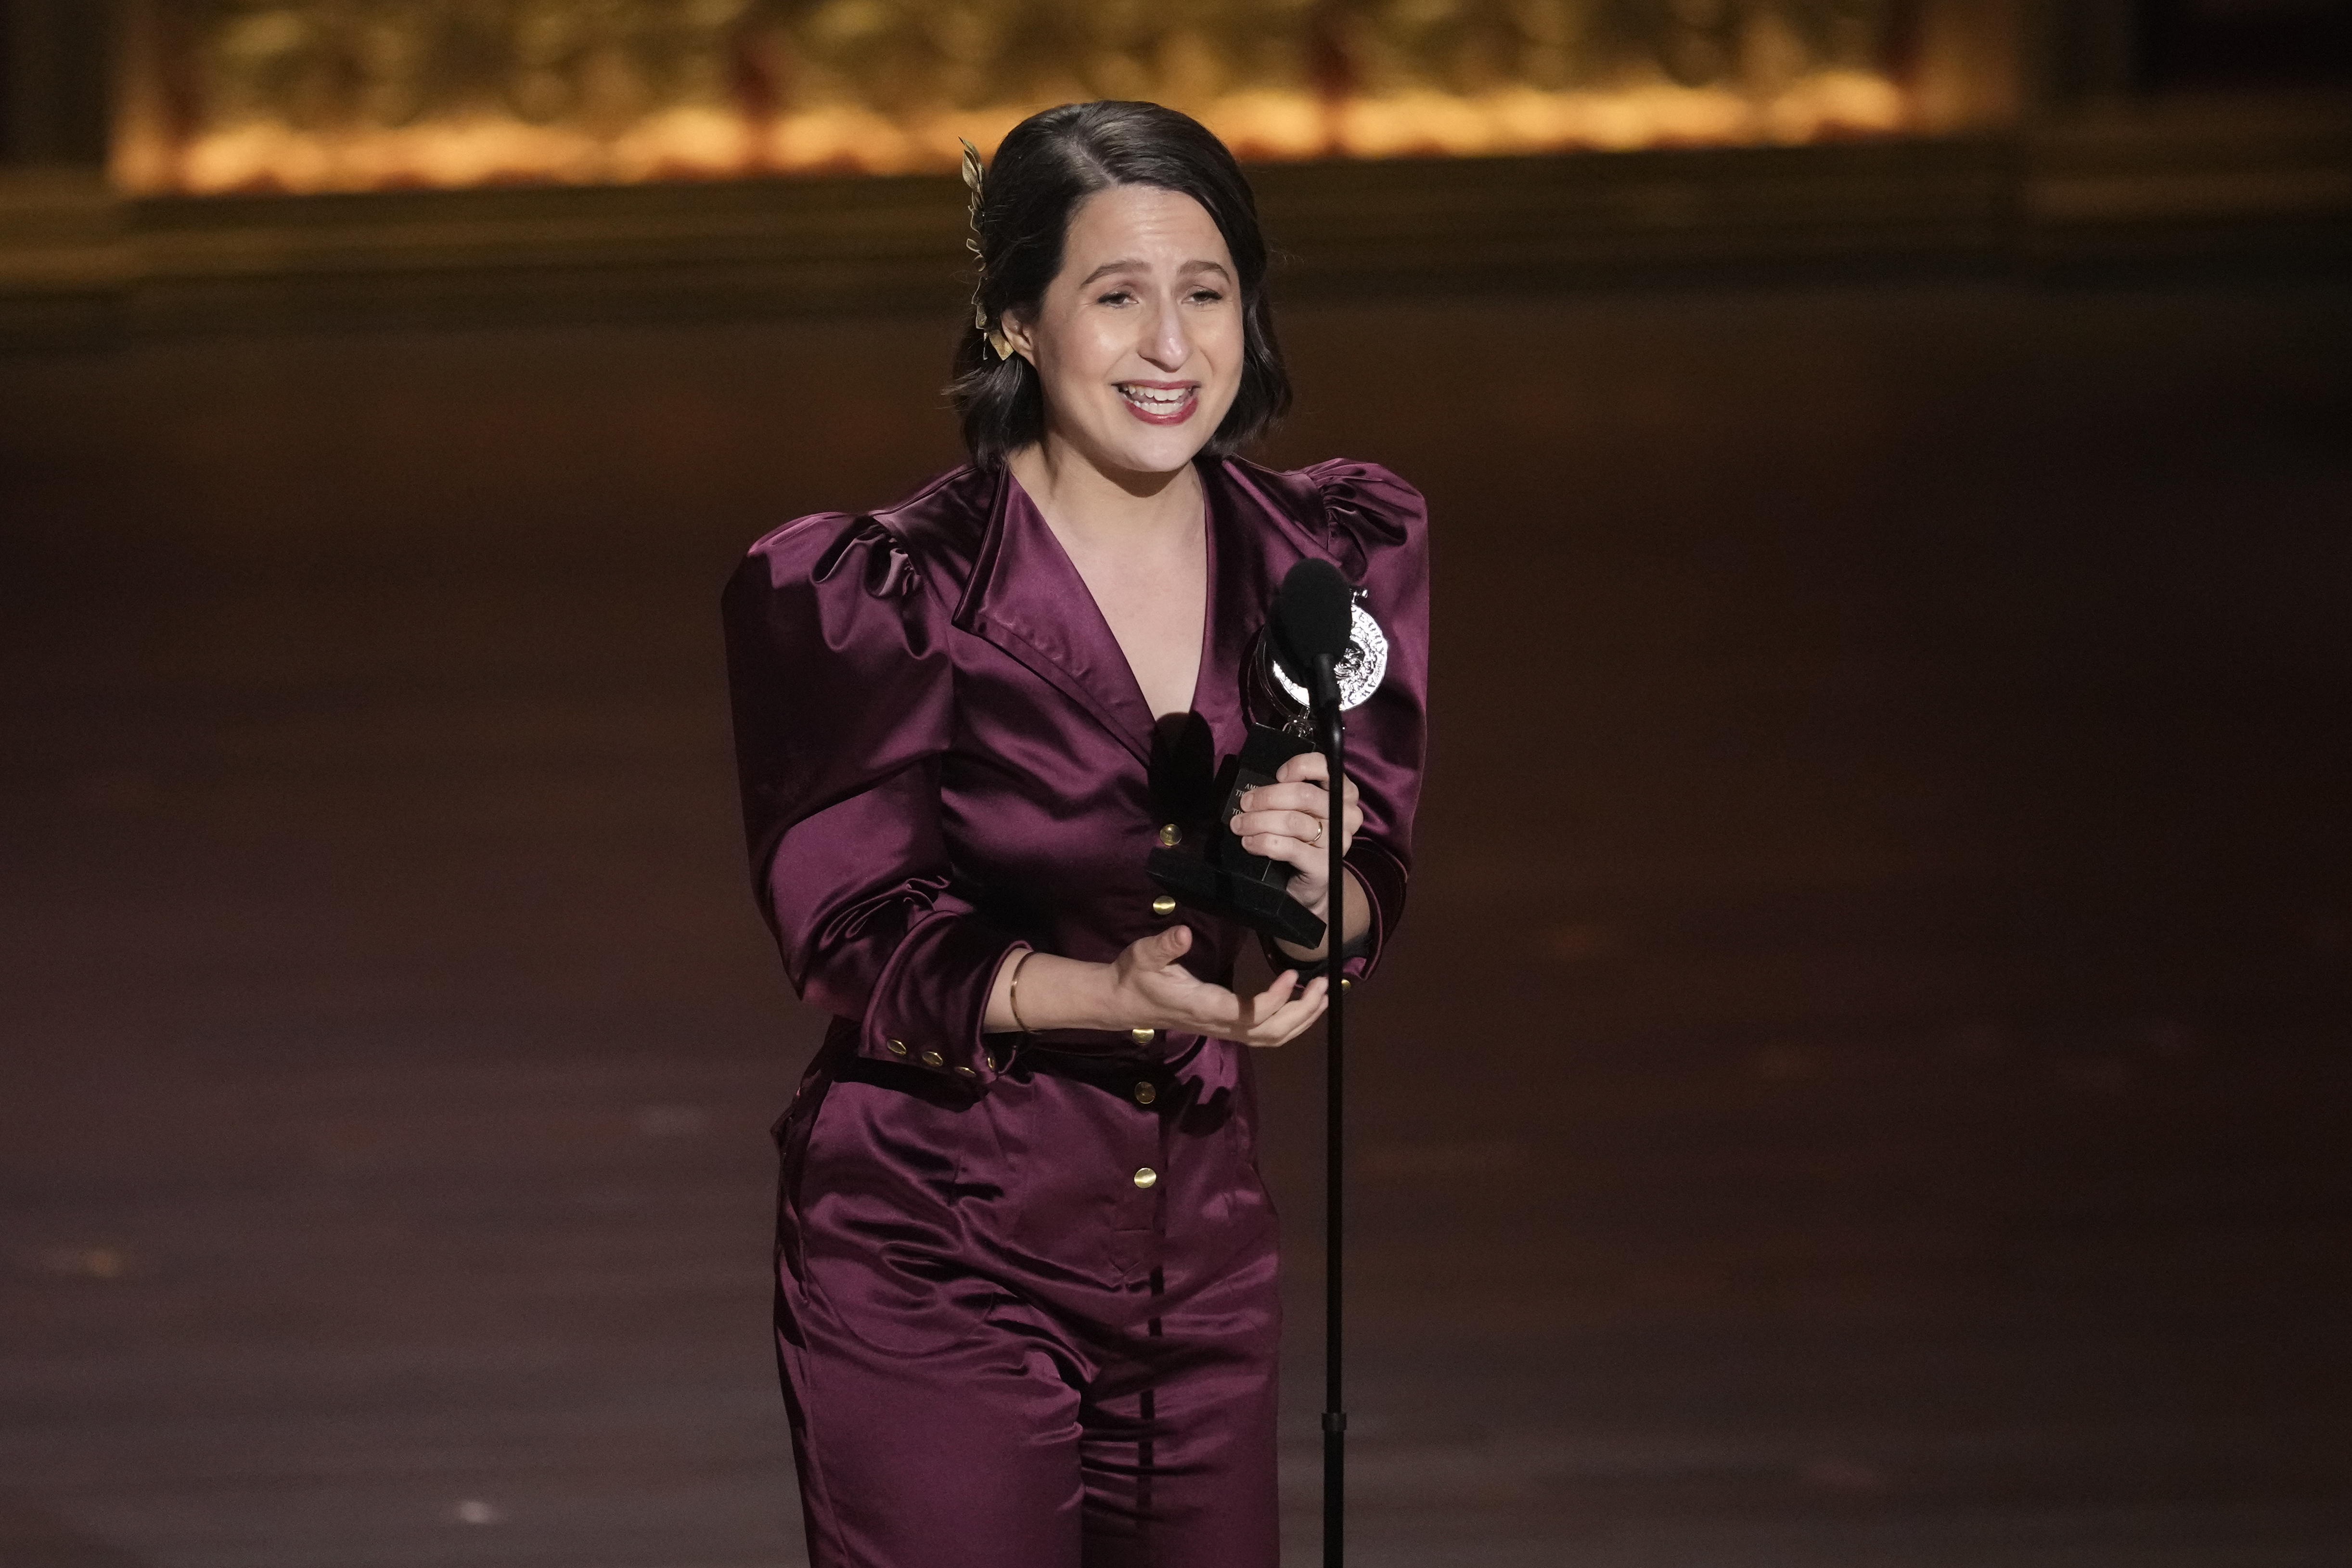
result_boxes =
[723,455,1428,1568]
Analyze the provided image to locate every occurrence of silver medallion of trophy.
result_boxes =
[1256,595,1389,731]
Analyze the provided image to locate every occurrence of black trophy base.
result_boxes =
[1145,724,1327,951]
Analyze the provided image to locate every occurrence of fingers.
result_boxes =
[1250,779,1354,815]
[1113,923,1195,1000]
[1272,753,1361,802]
[1245,969,1303,1016]
[1239,770,1359,839]
[1261,974,1331,1044]
[1140,923,1192,965]
[1140,966,1328,1047]
[1232,807,1325,851]
[1231,782,1361,865]
[1228,972,1327,1047]
[1274,751,1327,785]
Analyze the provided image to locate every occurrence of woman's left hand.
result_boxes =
[1229,750,1361,918]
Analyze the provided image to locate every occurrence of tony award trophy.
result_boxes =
[1145,577,1388,948]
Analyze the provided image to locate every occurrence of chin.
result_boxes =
[1111,434,1215,478]
[1086,404,1234,478]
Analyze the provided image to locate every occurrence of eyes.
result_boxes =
[1092,284,1228,308]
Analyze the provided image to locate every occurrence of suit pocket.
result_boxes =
[788,1076,999,1358]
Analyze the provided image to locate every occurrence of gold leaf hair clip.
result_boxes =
[960,138,1014,363]
[960,137,985,227]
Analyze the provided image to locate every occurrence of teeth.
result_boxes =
[1120,385,1191,410]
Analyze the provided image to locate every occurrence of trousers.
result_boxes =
[773,1036,1283,1568]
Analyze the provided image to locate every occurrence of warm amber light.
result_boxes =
[114,2,1915,196]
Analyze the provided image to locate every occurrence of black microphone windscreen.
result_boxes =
[1271,558,1352,687]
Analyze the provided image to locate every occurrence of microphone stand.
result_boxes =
[1311,652,1347,1568]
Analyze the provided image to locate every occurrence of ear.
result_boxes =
[1000,309,1038,365]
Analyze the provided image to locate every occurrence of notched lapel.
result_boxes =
[955,473,1158,767]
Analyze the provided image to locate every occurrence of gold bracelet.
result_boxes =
[1007,949,1035,1034]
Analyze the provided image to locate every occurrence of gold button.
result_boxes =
[1157,823,1181,847]
[985,1053,1002,1073]
[1132,1167,1158,1189]
[1151,895,1177,916]
[886,1039,908,1056]
[1133,1081,1157,1106]
[1340,977,1351,990]
[954,1065,976,1079]
[920,1049,945,1067]
[1130,1027,1155,1044]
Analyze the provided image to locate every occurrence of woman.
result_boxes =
[723,100,1428,1568]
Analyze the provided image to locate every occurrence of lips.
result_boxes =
[1117,381,1198,425]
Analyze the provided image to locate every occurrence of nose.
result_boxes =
[1139,294,1189,372]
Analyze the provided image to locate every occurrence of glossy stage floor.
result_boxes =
[3,279,2348,1567]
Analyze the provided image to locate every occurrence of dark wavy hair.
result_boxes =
[949,101,1291,469]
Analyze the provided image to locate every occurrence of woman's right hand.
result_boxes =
[1109,925,1327,1047]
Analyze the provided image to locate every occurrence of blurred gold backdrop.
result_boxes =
[115,0,1916,194]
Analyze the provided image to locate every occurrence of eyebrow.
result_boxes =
[1079,257,1234,287]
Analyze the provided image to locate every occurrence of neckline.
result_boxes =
[1006,465,1214,725]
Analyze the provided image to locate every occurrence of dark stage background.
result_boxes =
[4,279,2348,1567]
[4,3,2352,1560]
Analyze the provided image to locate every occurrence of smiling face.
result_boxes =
[1001,183,1245,484]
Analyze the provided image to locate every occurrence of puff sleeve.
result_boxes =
[1304,459,1430,984]
[722,513,1023,1086]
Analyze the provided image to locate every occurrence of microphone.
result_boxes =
[1272,559,1352,710]
[1277,563,1357,1562]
